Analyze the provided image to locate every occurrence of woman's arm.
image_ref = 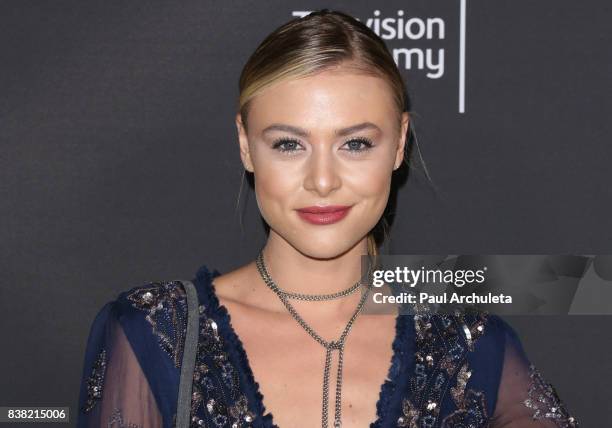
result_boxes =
[489,321,579,428]
[77,302,163,428]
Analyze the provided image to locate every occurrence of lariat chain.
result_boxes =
[255,250,372,428]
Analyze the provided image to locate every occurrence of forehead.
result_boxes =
[246,70,397,133]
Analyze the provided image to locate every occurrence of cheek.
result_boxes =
[348,163,392,209]
[253,162,300,219]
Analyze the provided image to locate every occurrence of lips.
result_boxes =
[296,205,352,225]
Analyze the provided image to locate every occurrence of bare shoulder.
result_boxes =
[211,260,288,317]
[211,260,260,305]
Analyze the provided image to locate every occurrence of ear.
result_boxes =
[235,113,254,173]
[393,112,410,171]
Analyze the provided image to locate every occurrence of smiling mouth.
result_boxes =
[295,205,352,225]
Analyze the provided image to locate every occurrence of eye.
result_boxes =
[341,137,374,153]
[270,137,374,155]
[271,138,304,153]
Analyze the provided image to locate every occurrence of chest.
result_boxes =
[222,300,398,428]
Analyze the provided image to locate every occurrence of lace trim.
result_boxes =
[370,313,412,428]
[523,364,579,427]
[81,349,107,413]
[200,265,416,428]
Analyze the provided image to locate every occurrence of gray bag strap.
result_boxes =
[176,279,200,428]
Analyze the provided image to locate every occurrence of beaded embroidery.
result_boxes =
[397,310,489,428]
[441,361,488,428]
[81,349,107,413]
[126,281,188,368]
[123,276,578,428]
[126,280,255,428]
[189,304,256,428]
[523,364,579,427]
[107,407,144,428]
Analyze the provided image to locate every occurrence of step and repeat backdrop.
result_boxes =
[1,1,609,425]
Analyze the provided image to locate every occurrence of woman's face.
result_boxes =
[236,67,409,259]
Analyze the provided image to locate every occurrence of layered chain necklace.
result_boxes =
[255,250,372,428]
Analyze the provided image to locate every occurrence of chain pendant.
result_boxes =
[255,250,371,428]
[322,341,344,428]
[322,344,333,428]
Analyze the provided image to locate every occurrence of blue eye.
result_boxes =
[271,138,303,153]
[270,137,374,154]
[342,137,374,152]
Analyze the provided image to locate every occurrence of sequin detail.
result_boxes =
[81,349,107,413]
[397,310,489,428]
[189,304,256,428]
[523,364,579,427]
[127,280,255,428]
[107,407,144,427]
[441,362,488,427]
[126,281,189,368]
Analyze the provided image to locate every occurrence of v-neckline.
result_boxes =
[197,266,413,428]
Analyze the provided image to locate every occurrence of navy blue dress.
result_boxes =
[77,265,579,427]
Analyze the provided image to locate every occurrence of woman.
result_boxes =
[77,9,578,428]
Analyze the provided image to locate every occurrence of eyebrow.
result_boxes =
[261,122,382,138]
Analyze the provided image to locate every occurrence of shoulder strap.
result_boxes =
[176,279,200,428]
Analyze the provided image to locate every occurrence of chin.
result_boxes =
[289,236,363,260]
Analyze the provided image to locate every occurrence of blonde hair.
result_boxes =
[237,9,411,257]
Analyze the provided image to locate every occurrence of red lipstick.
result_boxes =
[296,205,352,225]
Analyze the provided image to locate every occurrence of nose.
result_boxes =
[302,144,342,196]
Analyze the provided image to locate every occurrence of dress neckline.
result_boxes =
[195,264,414,428]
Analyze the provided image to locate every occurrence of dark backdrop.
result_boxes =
[1,1,610,426]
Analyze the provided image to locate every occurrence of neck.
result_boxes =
[248,232,371,320]
[262,232,368,296]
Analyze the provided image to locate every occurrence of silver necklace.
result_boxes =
[255,250,372,428]
[266,267,362,301]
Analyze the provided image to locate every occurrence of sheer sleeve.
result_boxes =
[77,302,163,428]
[489,321,579,427]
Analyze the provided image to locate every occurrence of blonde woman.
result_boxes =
[77,9,578,428]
